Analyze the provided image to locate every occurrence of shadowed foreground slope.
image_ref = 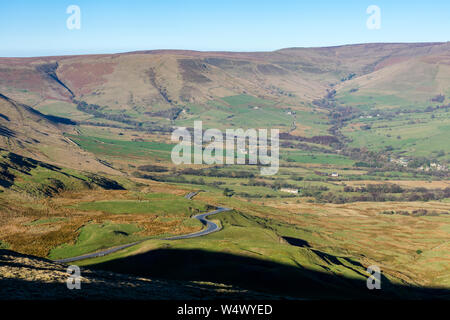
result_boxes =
[0,249,276,300]
[89,248,450,300]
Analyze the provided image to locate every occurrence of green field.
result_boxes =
[73,196,208,216]
[49,221,143,260]
[283,150,354,166]
[342,111,450,160]
[36,101,92,121]
[336,92,414,110]
[67,134,175,160]
[175,95,292,130]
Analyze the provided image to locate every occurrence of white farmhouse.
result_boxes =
[280,188,299,194]
[330,172,339,177]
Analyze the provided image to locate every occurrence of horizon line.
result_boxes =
[1,41,449,59]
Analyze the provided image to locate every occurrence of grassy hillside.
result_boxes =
[78,203,450,299]
[336,50,450,107]
[0,150,124,196]
[1,43,449,300]
[0,94,118,174]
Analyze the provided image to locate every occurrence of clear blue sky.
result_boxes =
[0,0,449,57]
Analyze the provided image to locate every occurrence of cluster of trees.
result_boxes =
[77,120,172,133]
[300,186,329,197]
[279,132,340,146]
[280,140,332,154]
[431,94,445,103]
[223,187,234,197]
[381,209,449,216]
[77,120,133,130]
[340,73,356,82]
[316,186,450,204]
[137,164,169,173]
[312,89,337,108]
[145,107,183,120]
[267,85,295,97]
[241,179,298,191]
[312,98,334,108]
[329,106,361,122]
[343,184,404,193]
[407,157,444,169]
[132,171,225,187]
[75,100,144,127]
[234,192,296,199]
[372,104,449,122]
[344,148,388,167]
[425,105,450,112]
[345,146,447,177]
[353,161,383,168]
[179,168,256,179]
[326,89,337,99]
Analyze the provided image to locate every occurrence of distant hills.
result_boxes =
[0,42,449,166]
[1,42,449,111]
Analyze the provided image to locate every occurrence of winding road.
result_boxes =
[162,207,230,240]
[54,192,230,264]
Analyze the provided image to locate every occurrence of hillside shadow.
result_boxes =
[88,248,450,300]
[0,249,274,300]
[0,276,273,300]
[41,114,76,125]
[0,150,124,191]
[282,236,310,248]
[0,125,15,138]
